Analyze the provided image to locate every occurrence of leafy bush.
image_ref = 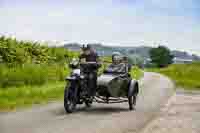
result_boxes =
[150,46,174,68]
[0,36,79,65]
[130,66,144,80]
[0,36,78,88]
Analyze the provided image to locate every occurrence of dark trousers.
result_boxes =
[87,71,97,97]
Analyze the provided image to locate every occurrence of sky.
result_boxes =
[0,0,200,55]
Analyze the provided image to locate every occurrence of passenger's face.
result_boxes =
[113,56,120,64]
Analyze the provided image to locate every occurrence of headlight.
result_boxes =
[80,75,84,79]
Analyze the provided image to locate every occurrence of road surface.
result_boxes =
[140,90,200,133]
[0,72,174,133]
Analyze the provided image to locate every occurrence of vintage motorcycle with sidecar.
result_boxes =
[64,59,139,113]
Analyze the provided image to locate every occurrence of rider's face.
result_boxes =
[85,49,91,55]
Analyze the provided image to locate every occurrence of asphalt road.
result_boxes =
[0,72,174,133]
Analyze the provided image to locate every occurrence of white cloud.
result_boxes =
[0,0,200,55]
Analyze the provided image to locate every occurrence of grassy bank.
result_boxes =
[0,64,70,88]
[0,65,143,111]
[149,62,200,90]
[0,82,65,111]
[0,64,70,111]
[130,66,144,80]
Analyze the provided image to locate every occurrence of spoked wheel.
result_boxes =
[128,81,139,111]
[64,84,77,113]
[128,96,134,110]
[128,94,137,110]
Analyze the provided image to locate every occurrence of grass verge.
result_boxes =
[0,82,65,111]
[130,66,144,80]
[148,62,200,90]
[0,65,143,111]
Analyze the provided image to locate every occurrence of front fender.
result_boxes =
[128,80,139,97]
[65,76,77,81]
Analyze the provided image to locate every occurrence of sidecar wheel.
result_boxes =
[133,94,137,106]
[128,94,137,110]
[64,84,77,113]
[128,96,134,110]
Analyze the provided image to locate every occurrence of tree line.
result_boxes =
[0,36,79,88]
[0,36,79,66]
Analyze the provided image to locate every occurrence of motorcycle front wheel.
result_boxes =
[64,83,78,113]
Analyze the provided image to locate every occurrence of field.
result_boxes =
[0,36,74,111]
[0,66,143,111]
[0,82,65,111]
[149,62,200,90]
[0,36,144,111]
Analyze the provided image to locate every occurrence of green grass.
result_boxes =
[149,62,200,90]
[0,64,70,88]
[130,66,144,80]
[0,64,143,111]
[0,64,70,111]
[0,82,66,111]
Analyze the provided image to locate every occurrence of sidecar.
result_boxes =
[96,69,139,110]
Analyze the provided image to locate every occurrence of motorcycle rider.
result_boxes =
[79,44,100,63]
[79,44,101,102]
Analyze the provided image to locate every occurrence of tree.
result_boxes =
[129,54,145,68]
[150,46,174,68]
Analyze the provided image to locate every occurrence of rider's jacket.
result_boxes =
[79,50,99,62]
[106,63,126,73]
[79,50,100,73]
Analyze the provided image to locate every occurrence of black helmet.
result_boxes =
[82,44,92,51]
[81,44,87,51]
[86,44,92,49]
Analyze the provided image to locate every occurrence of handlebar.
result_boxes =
[80,62,102,67]
[80,62,98,65]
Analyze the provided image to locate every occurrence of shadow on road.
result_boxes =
[80,106,129,115]
[52,105,129,116]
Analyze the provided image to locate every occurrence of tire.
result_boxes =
[64,83,77,113]
[133,94,137,106]
[128,82,138,111]
[128,96,134,110]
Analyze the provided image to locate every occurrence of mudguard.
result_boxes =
[128,79,139,97]
[65,76,77,81]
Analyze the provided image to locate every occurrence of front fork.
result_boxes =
[80,78,94,103]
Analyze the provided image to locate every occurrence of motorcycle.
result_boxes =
[64,59,100,113]
[64,58,139,113]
